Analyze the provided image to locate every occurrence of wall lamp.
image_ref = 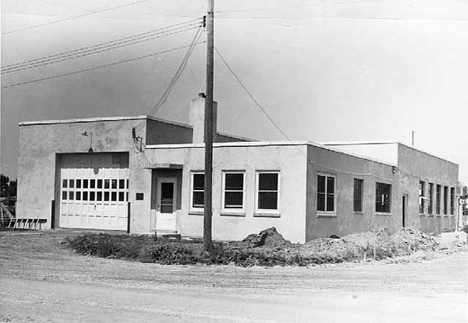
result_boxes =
[81,131,94,153]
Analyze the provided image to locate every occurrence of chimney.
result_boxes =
[189,93,218,143]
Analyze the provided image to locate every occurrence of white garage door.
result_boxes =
[59,153,129,230]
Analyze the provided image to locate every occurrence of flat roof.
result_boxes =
[146,140,397,167]
[321,140,457,166]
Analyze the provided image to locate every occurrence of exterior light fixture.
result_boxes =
[81,131,94,153]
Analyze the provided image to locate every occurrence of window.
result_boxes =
[436,184,441,214]
[450,187,455,215]
[222,172,245,211]
[317,174,335,214]
[191,172,204,210]
[428,183,434,214]
[419,181,425,214]
[443,186,448,215]
[353,178,364,212]
[376,182,391,213]
[256,172,280,212]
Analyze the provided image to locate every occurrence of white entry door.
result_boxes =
[155,178,177,232]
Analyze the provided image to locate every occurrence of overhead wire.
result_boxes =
[214,46,395,181]
[2,0,149,35]
[133,26,204,134]
[1,41,205,89]
[2,18,203,74]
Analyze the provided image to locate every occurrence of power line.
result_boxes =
[134,27,204,133]
[214,46,293,142]
[2,24,201,74]
[1,42,205,89]
[215,46,396,180]
[2,18,203,73]
[2,0,149,35]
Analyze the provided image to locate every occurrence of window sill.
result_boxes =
[317,213,337,218]
[254,212,280,218]
[375,212,391,216]
[353,211,364,215]
[427,214,434,217]
[189,210,204,216]
[220,211,246,217]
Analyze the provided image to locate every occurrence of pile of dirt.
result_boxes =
[390,228,438,254]
[231,227,293,249]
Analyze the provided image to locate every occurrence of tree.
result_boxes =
[0,174,17,197]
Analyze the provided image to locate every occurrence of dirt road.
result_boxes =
[0,230,467,323]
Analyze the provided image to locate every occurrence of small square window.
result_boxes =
[256,172,280,211]
[119,179,125,189]
[104,179,110,189]
[76,179,81,189]
[82,191,88,201]
[97,191,102,201]
[97,179,103,189]
[62,191,67,200]
[62,180,67,188]
[119,192,125,201]
[222,172,245,210]
[104,192,110,201]
[89,191,95,201]
[69,179,74,188]
[76,191,81,201]
[69,191,74,200]
[90,179,96,189]
[111,192,117,201]
[112,179,117,189]
[83,179,88,189]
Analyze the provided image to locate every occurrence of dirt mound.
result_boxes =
[235,227,292,249]
[390,228,438,253]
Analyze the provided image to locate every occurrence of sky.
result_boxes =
[1,0,468,183]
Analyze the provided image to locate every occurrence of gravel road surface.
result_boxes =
[0,230,466,323]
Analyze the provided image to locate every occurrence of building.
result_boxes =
[16,95,459,243]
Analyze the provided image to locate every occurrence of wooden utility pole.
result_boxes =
[203,0,214,252]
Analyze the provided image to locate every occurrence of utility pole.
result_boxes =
[203,0,214,252]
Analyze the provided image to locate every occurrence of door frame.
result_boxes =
[155,177,178,231]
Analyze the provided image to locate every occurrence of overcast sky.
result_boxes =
[1,0,468,183]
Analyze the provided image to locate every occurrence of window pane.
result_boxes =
[354,179,363,212]
[69,179,74,188]
[326,177,335,194]
[76,191,81,201]
[224,192,243,208]
[259,173,278,190]
[62,179,67,188]
[193,174,205,190]
[326,195,334,211]
[82,191,88,201]
[317,175,325,193]
[97,179,103,189]
[112,179,117,189]
[193,192,204,208]
[89,191,95,201]
[104,179,110,189]
[90,179,96,189]
[104,192,109,201]
[62,191,67,200]
[119,192,125,201]
[83,179,88,189]
[111,192,117,202]
[119,179,125,189]
[225,173,243,190]
[317,193,325,211]
[76,179,81,189]
[259,192,278,210]
[69,191,74,200]
[97,192,102,201]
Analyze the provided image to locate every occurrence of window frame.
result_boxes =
[428,183,434,215]
[443,186,448,215]
[450,187,455,215]
[353,178,364,213]
[436,184,441,215]
[375,182,392,214]
[221,171,246,214]
[255,171,280,216]
[419,181,425,214]
[316,173,336,216]
[189,171,205,213]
